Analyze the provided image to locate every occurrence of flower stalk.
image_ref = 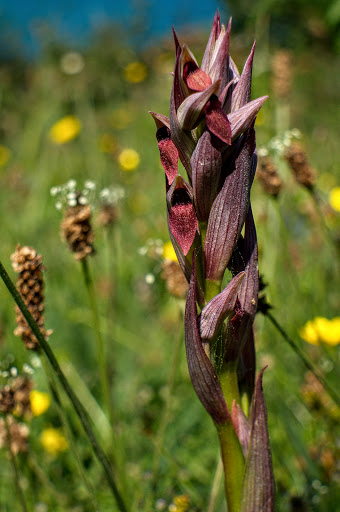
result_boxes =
[151,12,274,510]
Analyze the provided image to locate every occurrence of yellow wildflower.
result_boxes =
[329,186,340,212]
[169,494,190,512]
[118,148,140,172]
[299,317,340,346]
[124,61,147,83]
[30,390,51,416]
[49,116,81,145]
[40,427,68,455]
[98,133,117,153]
[0,145,11,167]
[163,241,178,262]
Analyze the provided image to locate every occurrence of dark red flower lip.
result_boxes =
[167,176,198,256]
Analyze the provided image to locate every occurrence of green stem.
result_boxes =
[81,258,112,423]
[219,360,240,410]
[216,361,244,512]
[41,355,99,510]
[5,416,29,512]
[265,310,340,407]
[215,421,244,512]
[0,259,128,512]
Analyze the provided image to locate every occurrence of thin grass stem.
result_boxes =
[142,305,183,510]
[0,258,128,512]
[41,355,99,510]
[27,453,68,505]
[5,416,29,512]
[207,455,223,512]
[265,310,340,407]
[81,258,112,424]
[152,305,183,480]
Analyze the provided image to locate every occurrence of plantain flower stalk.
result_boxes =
[150,12,274,511]
[11,246,52,351]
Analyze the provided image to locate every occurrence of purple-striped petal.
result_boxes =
[241,369,275,512]
[204,128,256,282]
[199,272,245,342]
[185,257,231,424]
[209,19,231,94]
[229,96,268,140]
[201,11,221,73]
[177,81,220,130]
[191,131,223,222]
[231,42,256,112]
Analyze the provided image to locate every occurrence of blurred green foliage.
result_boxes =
[226,0,340,52]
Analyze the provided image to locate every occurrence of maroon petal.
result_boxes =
[167,176,198,256]
[241,369,275,512]
[229,96,268,140]
[231,42,256,112]
[156,126,179,185]
[205,128,256,282]
[170,49,196,176]
[181,43,212,92]
[191,130,223,222]
[204,95,232,145]
[199,272,245,342]
[172,27,181,55]
[185,256,231,424]
[201,11,221,73]
[177,81,220,130]
[149,112,171,130]
[231,401,251,458]
[167,210,192,283]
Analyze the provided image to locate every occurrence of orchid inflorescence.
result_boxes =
[151,12,274,511]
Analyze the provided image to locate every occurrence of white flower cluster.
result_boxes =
[50,180,126,211]
[258,128,302,157]
[99,186,125,206]
[137,238,163,258]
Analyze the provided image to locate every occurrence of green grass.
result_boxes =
[0,25,339,511]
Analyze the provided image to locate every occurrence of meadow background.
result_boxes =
[0,1,339,511]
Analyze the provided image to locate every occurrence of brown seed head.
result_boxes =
[161,259,189,299]
[0,416,29,455]
[271,49,293,99]
[97,204,119,227]
[284,142,317,189]
[0,386,15,414]
[257,156,282,197]
[11,376,33,416]
[61,204,95,260]
[11,245,51,351]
